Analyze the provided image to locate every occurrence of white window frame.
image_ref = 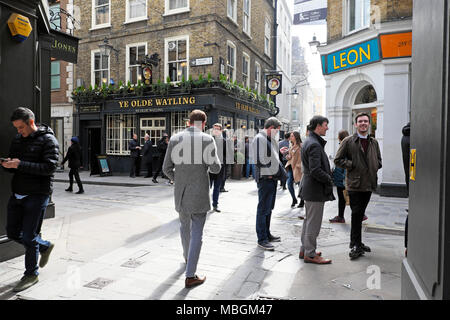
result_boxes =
[164,0,190,16]
[91,0,111,30]
[140,117,166,147]
[264,18,271,57]
[243,0,251,36]
[164,35,189,84]
[254,62,261,94]
[242,52,250,89]
[106,114,136,155]
[227,0,237,24]
[345,0,371,35]
[126,42,148,84]
[226,40,236,82]
[125,0,148,23]
[91,49,110,87]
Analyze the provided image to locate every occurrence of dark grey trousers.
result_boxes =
[300,201,325,258]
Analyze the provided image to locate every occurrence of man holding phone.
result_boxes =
[1,107,59,292]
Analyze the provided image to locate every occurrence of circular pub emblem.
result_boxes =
[268,78,280,90]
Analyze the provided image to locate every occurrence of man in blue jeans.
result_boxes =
[1,107,59,292]
[251,117,285,251]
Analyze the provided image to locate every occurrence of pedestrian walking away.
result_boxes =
[298,116,335,264]
[1,107,59,292]
[251,117,286,251]
[142,134,154,178]
[153,133,169,183]
[334,112,382,260]
[62,136,84,194]
[279,132,290,190]
[329,130,350,223]
[285,131,303,208]
[163,110,221,289]
[129,133,141,178]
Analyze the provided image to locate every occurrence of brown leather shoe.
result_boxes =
[299,250,322,259]
[185,275,206,288]
[304,255,332,264]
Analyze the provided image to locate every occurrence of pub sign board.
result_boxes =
[266,74,282,96]
[50,29,79,64]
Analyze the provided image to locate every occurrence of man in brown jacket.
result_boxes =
[334,112,382,260]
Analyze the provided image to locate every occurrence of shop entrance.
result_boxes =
[350,84,378,137]
[86,127,101,174]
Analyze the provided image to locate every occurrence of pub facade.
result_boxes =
[73,0,277,173]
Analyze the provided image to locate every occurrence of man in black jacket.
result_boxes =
[299,116,335,264]
[142,134,153,178]
[129,133,141,178]
[152,134,169,183]
[1,107,59,292]
[62,136,84,194]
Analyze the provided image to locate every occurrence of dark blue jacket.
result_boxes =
[332,166,346,188]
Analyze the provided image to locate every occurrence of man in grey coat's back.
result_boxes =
[163,110,221,289]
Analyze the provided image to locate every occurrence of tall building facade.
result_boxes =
[318,0,413,197]
[72,0,277,172]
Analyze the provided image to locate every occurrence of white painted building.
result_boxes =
[318,19,412,196]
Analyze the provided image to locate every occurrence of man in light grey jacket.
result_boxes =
[163,110,221,288]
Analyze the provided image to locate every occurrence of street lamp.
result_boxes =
[308,34,322,55]
[99,37,119,61]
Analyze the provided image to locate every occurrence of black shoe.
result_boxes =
[268,235,281,242]
[76,190,84,194]
[213,207,221,213]
[291,199,298,208]
[220,189,228,193]
[360,243,371,252]
[297,200,305,208]
[152,178,158,183]
[349,246,365,260]
[65,188,73,192]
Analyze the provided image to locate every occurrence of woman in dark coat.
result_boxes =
[62,136,84,194]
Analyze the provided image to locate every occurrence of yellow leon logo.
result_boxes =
[333,45,371,70]
[7,13,33,42]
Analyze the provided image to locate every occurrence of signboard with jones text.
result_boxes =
[50,29,79,63]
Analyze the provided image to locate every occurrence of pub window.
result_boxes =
[249,120,255,130]
[166,36,188,83]
[92,50,110,87]
[218,115,234,131]
[92,0,110,28]
[106,114,136,155]
[227,0,237,22]
[51,61,60,90]
[254,62,261,94]
[243,0,251,35]
[127,43,147,84]
[227,41,236,82]
[165,0,189,15]
[126,0,147,22]
[264,19,271,57]
[242,53,250,89]
[347,0,370,34]
[49,3,61,30]
[354,85,377,104]
[140,117,166,146]
[171,111,190,136]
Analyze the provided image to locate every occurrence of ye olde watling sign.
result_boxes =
[50,29,79,63]
[266,74,282,96]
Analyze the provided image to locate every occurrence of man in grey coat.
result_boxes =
[299,116,335,264]
[163,110,221,288]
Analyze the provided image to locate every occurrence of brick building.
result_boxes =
[317,0,413,197]
[72,0,277,173]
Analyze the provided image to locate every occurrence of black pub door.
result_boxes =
[86,127,101,174]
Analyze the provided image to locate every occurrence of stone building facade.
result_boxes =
[318,0,413,196]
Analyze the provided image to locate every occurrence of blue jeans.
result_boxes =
[245,162,255,178]
[287,168,296,201]
[256,179,277,243]
[6,194,51,276]
[210,174,223,208]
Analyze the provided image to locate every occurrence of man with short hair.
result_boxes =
[334,112,382,260]
[209,123,227,212]
[299,115,335,264]
[163,110,221,288]
[142,134,153,178]
[129,133,141,178]
[251,117,285,251]
[1,107,59,292]
[153,133,169,183]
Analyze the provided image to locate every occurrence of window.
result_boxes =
[127,43,147,84]
[51,61,60,90]
[91,50,109,87]
[243,0,251,35]
[171,111,190,135]
[347,0,370,33]
[126,0,147,22]
[218,115,234,131]
[166,37,188,83]
[140,117,166,146]
[227,41,236,82]
[355,85,377,104]
[106,114,136,155]
[92,0,110,28]
[227,0,237,22]
[254,62,261,94]
[242,53,250,89]
[165,0,189,15]
[264,19,271,56]
[49,4,61,30]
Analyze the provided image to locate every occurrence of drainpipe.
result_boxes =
[272,0,280,116]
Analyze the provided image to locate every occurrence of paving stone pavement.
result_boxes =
[0,173,407,300]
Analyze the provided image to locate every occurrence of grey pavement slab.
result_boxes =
[0,177,406,300]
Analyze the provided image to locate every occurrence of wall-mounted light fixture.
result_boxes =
[99,37,119,61]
